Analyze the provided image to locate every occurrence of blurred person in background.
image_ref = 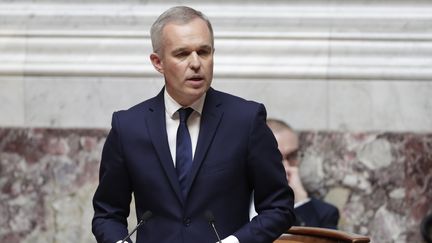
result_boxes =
[266,118,339,229]
[250,118,339,229]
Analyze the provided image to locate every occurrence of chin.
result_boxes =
[188,84,209,93]
[187,90,205,98]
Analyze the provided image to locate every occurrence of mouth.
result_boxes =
[186,75,204,82]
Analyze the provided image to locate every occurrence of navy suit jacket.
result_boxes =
[294,198,339,229]
[92,87,295,243]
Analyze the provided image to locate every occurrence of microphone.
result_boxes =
[204,210,222,243]
[121,210,152,243]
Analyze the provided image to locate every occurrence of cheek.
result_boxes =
[206,59,214,69]
[165,64,185,77]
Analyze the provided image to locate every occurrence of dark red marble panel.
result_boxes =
[0,128,431,242]
[0,128,107,242]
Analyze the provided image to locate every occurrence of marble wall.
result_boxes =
[0,129,106,242]
[298,132,432,242]
[1,1,432,243]
[1,128,431,243]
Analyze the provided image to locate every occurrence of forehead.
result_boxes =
[275,130,299,150]
[161,18,212,48]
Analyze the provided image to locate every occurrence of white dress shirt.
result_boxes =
[164,90,205,164]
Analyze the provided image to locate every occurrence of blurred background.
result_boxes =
[0,0,431,242]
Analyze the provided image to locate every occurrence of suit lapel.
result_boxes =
[146,89,184,205]
[185,88,223,197]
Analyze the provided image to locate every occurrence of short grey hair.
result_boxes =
[150,6,214,55]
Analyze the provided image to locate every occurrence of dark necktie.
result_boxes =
[176,107,194,198]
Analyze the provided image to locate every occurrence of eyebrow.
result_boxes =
[171,45,213,55]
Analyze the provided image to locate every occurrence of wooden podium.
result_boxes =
[275,226,370,243]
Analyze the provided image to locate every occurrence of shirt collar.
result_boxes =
[164,89,206,119]
[294,197,311,208]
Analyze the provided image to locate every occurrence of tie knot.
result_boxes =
[178,107,194,123]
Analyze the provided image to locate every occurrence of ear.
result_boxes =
[150,53,164,74]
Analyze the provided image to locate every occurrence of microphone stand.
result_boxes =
[121,211,152,243]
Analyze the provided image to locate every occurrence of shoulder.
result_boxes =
[209,88,259,105]
[109,91,162,130]
[309,198,339,215]
[207,88,264,115]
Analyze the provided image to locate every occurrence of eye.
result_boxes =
[174,51,189,58]
[197,48,212,57]
[285,150,299,161]
[197,49,210,56]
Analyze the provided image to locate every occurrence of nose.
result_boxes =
[189,52,201,70]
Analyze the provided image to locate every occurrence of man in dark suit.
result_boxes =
[266,119,339,229]
[92,6,295,243]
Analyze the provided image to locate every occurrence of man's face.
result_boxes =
[150,18,214,106]
[274,129,300,168]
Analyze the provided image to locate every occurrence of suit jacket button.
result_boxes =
[183,217,191,226]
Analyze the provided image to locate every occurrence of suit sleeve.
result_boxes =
[234,104,296,242]
[92,112,133,243]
